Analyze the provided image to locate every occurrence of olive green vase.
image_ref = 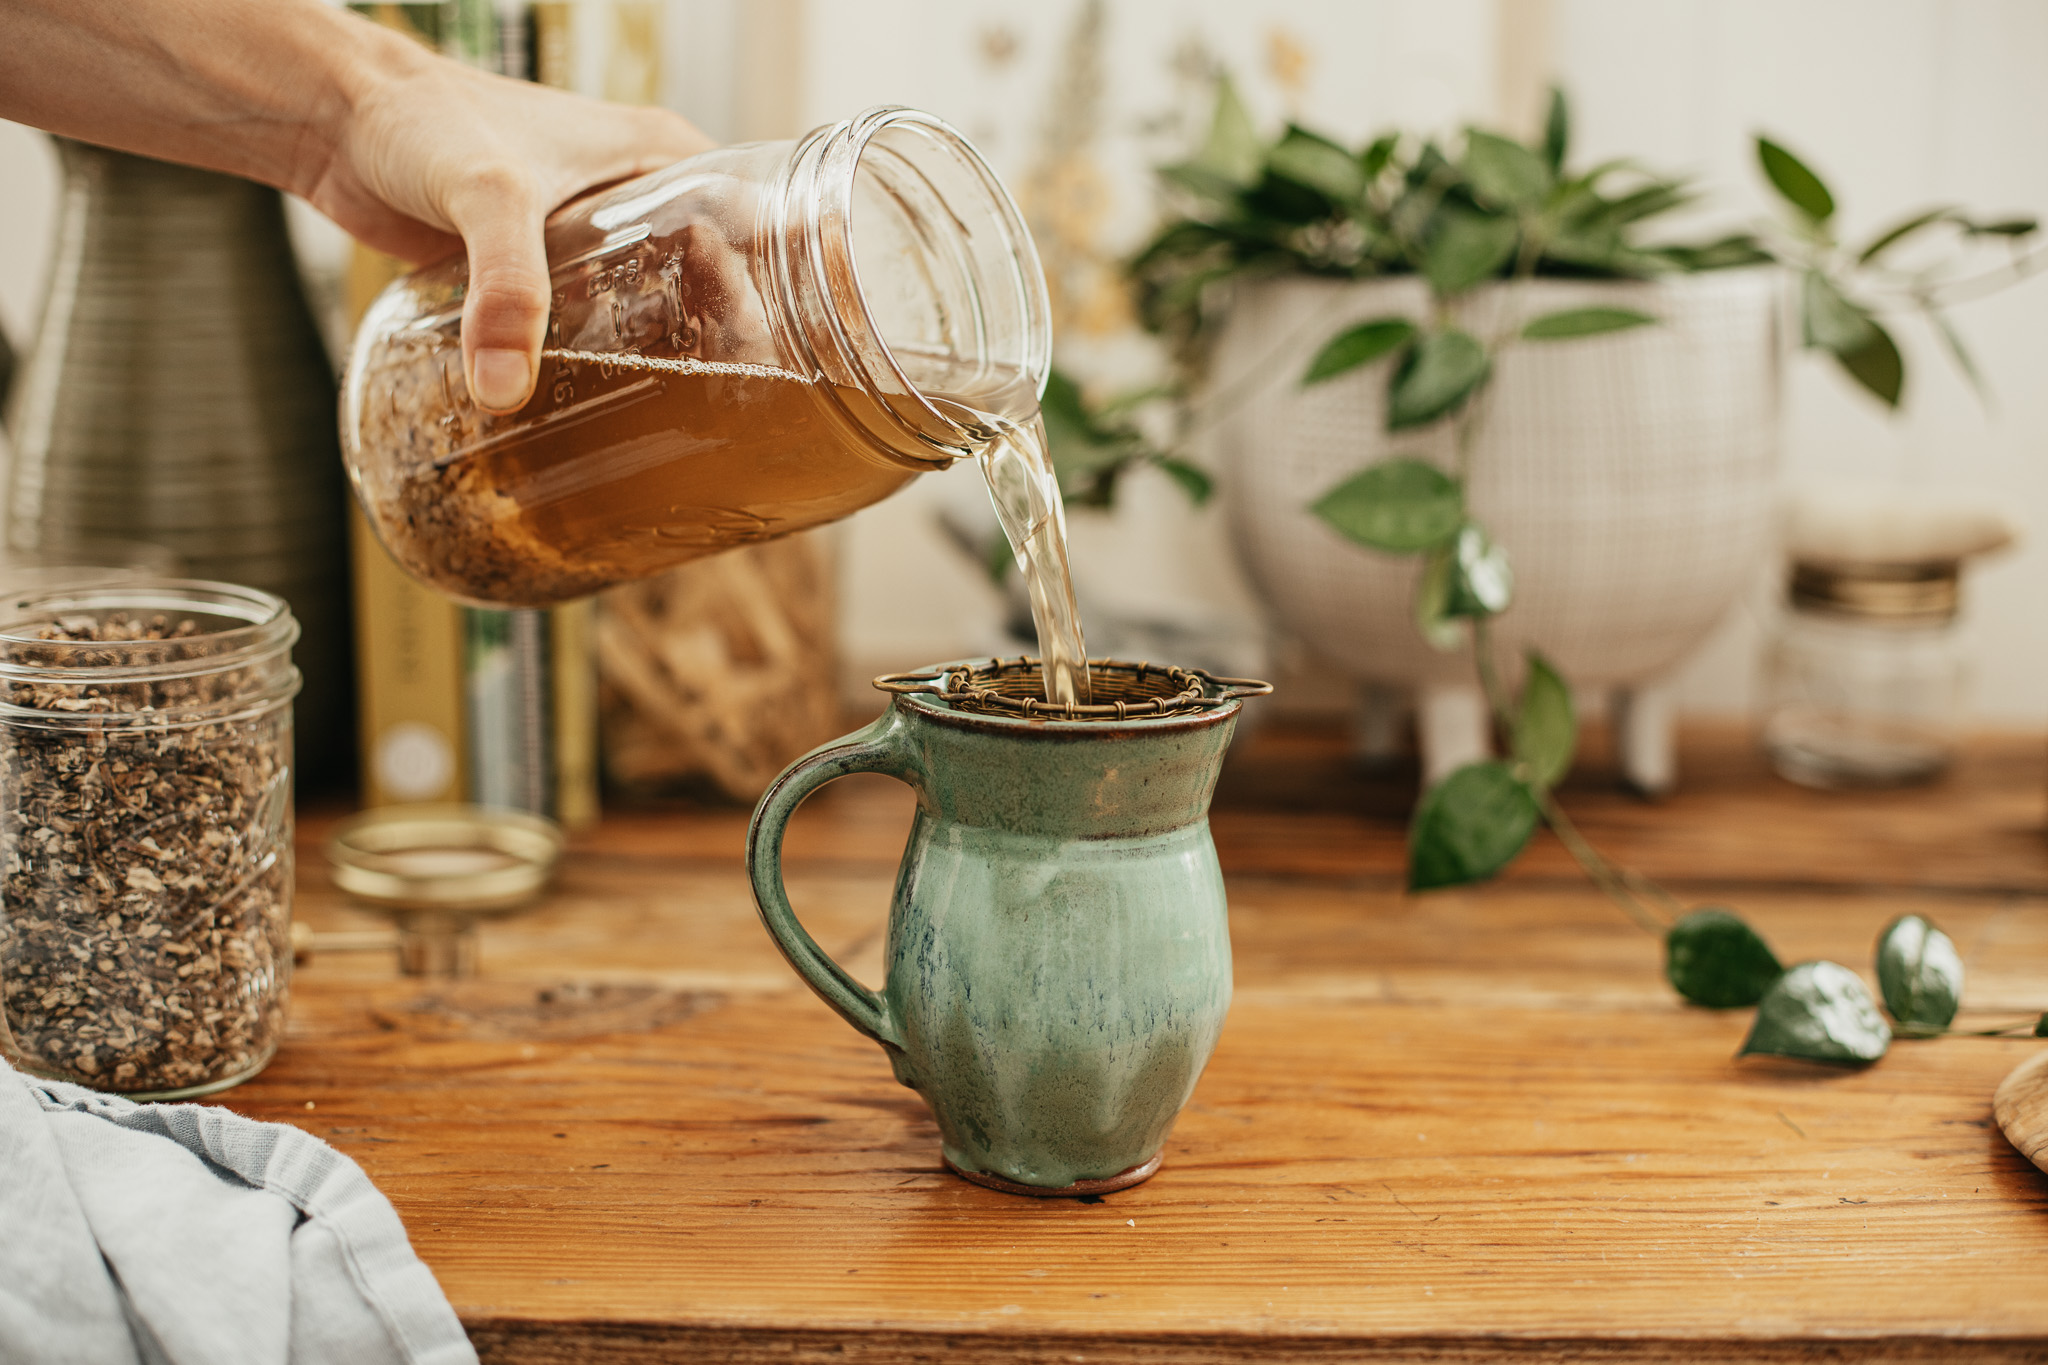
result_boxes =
[748,668,1247,1196]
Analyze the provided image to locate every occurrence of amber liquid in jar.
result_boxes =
[347,116,1090,703]
[357,337,1092,704]
[363,346,915,607]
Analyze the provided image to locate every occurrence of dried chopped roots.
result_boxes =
[388,457,618,606]
[0,614,291,1093]
[355,337,620,606]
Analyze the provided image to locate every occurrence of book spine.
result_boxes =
[347,4,470,809]
[350,505,468,804]
[530,2,575,90]
[550,598,600,828]
[346,0,598,829]
[463,607,553,814]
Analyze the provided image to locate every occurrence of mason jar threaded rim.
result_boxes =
[0,578,302,728]
[766,105,1052,470]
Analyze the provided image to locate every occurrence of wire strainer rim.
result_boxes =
[874,657,1272,721]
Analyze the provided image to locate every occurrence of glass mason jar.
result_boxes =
[342,105,1051,608]
[1761,560,1964,788]
[0,579,300,1097]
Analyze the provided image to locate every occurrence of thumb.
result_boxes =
[446,166,550,414]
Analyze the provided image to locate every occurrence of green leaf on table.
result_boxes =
[1424,211,1521,297]
[1856,205,1956,264]
[1444,523,1514,617]
[1311,458,1463,553]
[1152,457,1214,506]
[1389,329,1491,429]
[1739,961,1891,1065]
[1875,914,1963,1033]
[1836,317,1905,408]
[1463,130,1553,211]
[1756,136,1835,225]
[1513,651,1575,789]
[1303,317,1417,385]
[1541,87,1569,173]
[1665,907,1783,1008]
[1408,761,1541,891]
[1521,307,1657,341]
[1268,125,1367,205]
[2036,1013,2048,1038]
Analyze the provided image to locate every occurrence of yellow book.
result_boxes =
[350,503,470,804]
[342,0,604,827]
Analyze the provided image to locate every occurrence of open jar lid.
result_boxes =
[327,805,564,913]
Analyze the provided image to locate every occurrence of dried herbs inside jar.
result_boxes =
[0,602,297,1096]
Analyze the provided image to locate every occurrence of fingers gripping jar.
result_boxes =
[342,107,1051,608]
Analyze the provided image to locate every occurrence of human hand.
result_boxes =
[307,44,712,413]
[0,0,712,413]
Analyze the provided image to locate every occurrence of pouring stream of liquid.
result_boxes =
[540,349,1091,706]
[974,414,1091,708]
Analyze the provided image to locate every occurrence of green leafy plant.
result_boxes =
[1039,369,1212,511]
[1130,85,2045,1062]
[1135,82,2040,410]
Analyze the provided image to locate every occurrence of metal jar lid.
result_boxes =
[327,805,564,913]
[1789,559,1960,626]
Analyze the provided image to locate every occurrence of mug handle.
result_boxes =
[746,714,911,1048]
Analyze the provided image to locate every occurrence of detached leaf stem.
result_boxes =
[1139,87,2048,1058]
[1471,616,1671,937]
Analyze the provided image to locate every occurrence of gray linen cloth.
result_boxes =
[0,1059,475,1365]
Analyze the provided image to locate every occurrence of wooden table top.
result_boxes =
[241,720,2048,1363]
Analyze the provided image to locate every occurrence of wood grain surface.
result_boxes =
[245,722,2048,1362]
[1995,1050,2048,1176]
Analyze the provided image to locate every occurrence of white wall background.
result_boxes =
[789,0,1498,698]
[2,0,2044,721]
[1552,0,2048,723]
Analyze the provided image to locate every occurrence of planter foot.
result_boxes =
[1613,682,1676,798]
[1352,682,1409,772]
[1418,682,1491,786]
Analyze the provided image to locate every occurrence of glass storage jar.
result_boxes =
[0,579,300,1097]
[1761,560,1964,788]
[342,105,1050,608]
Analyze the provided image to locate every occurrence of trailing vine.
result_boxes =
[1100,83,2048,1062]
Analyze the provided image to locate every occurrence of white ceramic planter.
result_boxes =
[1212,270,1782,790]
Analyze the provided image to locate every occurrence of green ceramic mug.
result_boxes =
[747,660,1265,1196]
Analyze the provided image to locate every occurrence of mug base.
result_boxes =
[945,1151,1162,1198]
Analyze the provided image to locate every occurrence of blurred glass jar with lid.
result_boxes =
[1762,484,2017,788]
[342,105,1050,608]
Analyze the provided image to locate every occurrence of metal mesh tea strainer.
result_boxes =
[874,657,1271,721]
